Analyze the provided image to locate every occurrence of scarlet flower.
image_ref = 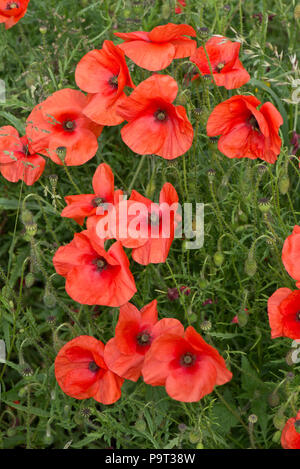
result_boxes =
[0,0,30,29]
[55,336,124,404]
[207,95,283,163]
[53,230,136,306]
[0,126,45,185]
[281,410,300,449]
[61,163,123,226]
[142,325,232,402]
[26,88,103,166]
[268,288,300,339]
[175,0,186,14]
[112,182,179,265]
[190,36,250,90]
[114,23,196,71]
[75,40,134,126]
[118,74,194,159]
[282,226,300,288]
[104,300,183,381]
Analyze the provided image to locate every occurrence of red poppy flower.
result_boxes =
[0,0,30,29]
[175,0,186,14]
[0,126,45,185]
[61,163,123,226]
[206,95,283,163]
[104,300,183,382]
[190,36,250,90]
[268,288,300,340]
[114,23,196,71]
[26,88,103,166]
[118,74,194,159]
[55,335,124,404]
[281,410,300,449]
[75,40,134,126]
[53,230,136,306]
[142,326,232,402]
[111,182,179,265]
[282,226,300,288]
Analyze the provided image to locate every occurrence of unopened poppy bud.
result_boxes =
[278,174,290,195]
[286,371,294,381]
[244,256,257,277]
[189,431,201,444]
[294,420,300,433]
[177,92,188,105]
[162,2,171,18]
[198,278,208,289]
[248,414,258,424]
[214,251,224,267]
[268,391,280,407]
[189,313,197,323]
[200,320,212,331]
[49,174,58,190]
[25,222,37,237]
[273,412,286,430]
[237,309,248,327]
[25,272,35,288]
[43,292,56,309]
[56,146,67,162]
[196,442,204,449]
[21,209,34,226]
[272,430,281,443]
[258,198,271,213]
[294,4,300,19]
[18,386,28,398]
[208,168,216,182]
[135,419,146,432]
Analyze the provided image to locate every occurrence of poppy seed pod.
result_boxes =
[258,198,271,213]
[25,222,37,238]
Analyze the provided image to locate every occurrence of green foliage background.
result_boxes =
[0,0,299,449]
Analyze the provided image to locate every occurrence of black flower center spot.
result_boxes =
[63,120,76,132]
[215,62,225,72]
[248,115,260,132]
[154,109,167,122]
[109,75,118,89]
[137,332,151,346]
[92,257,107,272]
[180,352,196,367]
[148,211,160,226]
[296,311,300,322]
[23,144,29,156]
[88,361,100,373]
[92,197,105,207]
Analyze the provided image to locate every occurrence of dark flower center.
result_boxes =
[154,109,167,122]
[296,311,300,322]
[23,144,29,156]
[92,197,105,207]
[7,2,18,9]
[248,115,260,132]
[180,352,196,367]
[63,120,76,132]
[92,257,107,272]
[136,331,151,346]
[215,62,225,72]
[88,361,100,373]
[109,75,118,89]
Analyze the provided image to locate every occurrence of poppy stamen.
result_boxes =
[296,312,300,322]
[137,331,151,346]
[7,2,18,8]
[109,75,118,89]
[154,109,167,122]
[63,120,76,132]
[215,62,225,72]
[88,361,100,373]
[92,197,105,207]
[180,352,196,367]
[248,115,260,132]
[92,257,107,272]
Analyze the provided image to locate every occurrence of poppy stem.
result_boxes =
[128,154,147,193]
[63,163,82,195]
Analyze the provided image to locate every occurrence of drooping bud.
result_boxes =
[268,391,280,407]
[25,272,35,288]
[244,255,257,277]
[278,174,290,195]
[43,291,56,309]
[21,209,34,226]
[188,431,201,444]
[273,411,286,430]
[237,308,248,327]
[213,251,224,267]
